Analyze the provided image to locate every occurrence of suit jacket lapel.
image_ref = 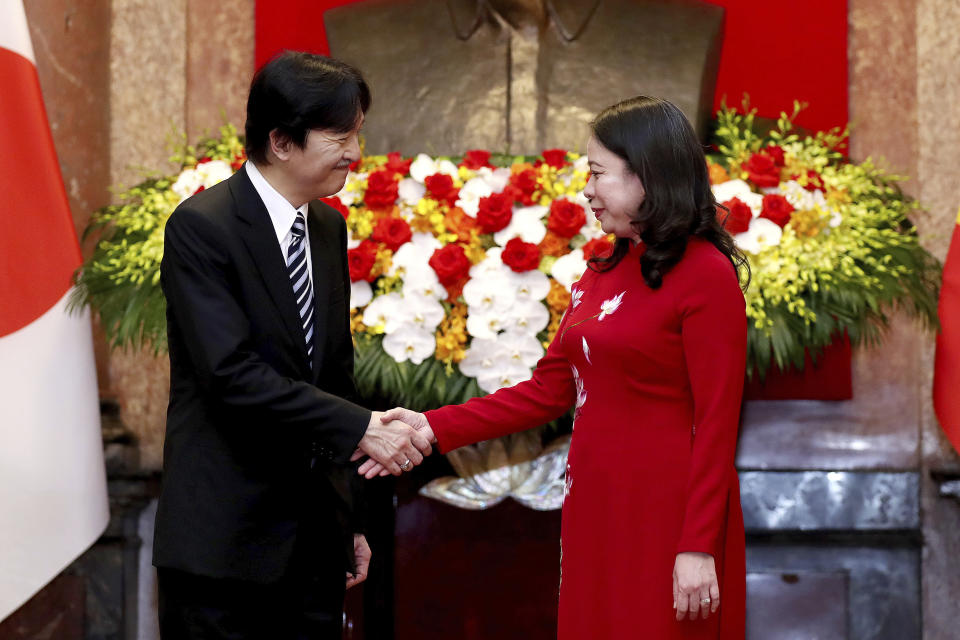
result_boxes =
[306,204,333,379]
[230,169,311,376]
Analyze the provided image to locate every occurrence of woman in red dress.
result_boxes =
[366,96,750,639]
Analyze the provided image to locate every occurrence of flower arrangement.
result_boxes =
[73,104,940,414]
[336,147,617,409]
[71,124,246,351]
[707,102,939,375]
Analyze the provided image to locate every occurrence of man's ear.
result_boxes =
[268,129,294,161]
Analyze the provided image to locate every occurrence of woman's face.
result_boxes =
[583,136,645,243]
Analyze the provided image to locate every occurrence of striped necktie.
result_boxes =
[287,212,314,367]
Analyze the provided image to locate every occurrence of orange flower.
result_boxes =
[707,161,730,185]
[409,215,435,233]
[539,230,570,257]
[444,206,479,244]
[546,279,572,312]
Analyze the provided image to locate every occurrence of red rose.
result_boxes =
[364,169,399,209]
[384,151,413,176]
[349,159,361,171]
[759,194,795,227]
[541,149,569,169]
[230,150,246,171]
[500,237,542,272]
[476,193,514,233]
[766,145,786,167]
[582,237,614,259]
[460,150,494,170]
[429,244,472,285]
[320,196,350,219]
[348,239,378,282]
[505,168,539,205]
[547,199,587,238]
[717,197,753,234]
[745,152,781,188]
[425,173,459,206]
[794,169,824,192]
[371,216,412,252]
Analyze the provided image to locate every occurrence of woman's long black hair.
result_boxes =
[587,96,750,290]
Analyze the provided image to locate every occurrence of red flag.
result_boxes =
[0,1,108,622]
[934,207,960,454]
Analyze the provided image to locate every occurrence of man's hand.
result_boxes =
[345,534,371,590]
[354,411,432,475]
[673,552,720,621]
[353,408,436,479]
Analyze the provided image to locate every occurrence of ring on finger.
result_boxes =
[700,598,711,604]
[399,459,411,471]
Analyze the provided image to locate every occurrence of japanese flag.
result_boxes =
[0,0,109,622]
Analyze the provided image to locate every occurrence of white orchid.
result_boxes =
[476,357,533,393]
[397,177,426,205]
[476,166,511,192]
[598,291,625,321]
[398,295,446,332]
[409,154,457,183]
[507,269,551,302]
[382,325,436,365]
[497,331,545,368]
[361,292,403,333]
[350,280,372,310]
[579,208,607,240]
[196,160,233,187]
[469,247,509,278]
[711,179,754,204]
[778,180,827,211]
[409,154,438,183]
[551,250,587,291]
[505,300,550,335]
[401,264,445,300]
[390,233,442,277]
[734,217,783,254]
[455,177,494,217]
[171,168,203,202]
[494,205,548,246]
[466,311,508,340]
[462,272,514,316]
[457,338,501,379]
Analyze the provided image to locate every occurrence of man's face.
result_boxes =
[284,115,363,201]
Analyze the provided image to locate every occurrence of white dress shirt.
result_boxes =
[244,161,313,283]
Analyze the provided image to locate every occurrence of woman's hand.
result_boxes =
[672,552,720,621]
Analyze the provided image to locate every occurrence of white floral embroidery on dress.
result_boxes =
[571,364,587,427]
[571,287,584,309]
[582,336,591,365]
[597,291,626,321]
[564,462,573,498]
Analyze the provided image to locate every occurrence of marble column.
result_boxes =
[916,2,960,638]
[107,0,254,471]
[848,1,960,638]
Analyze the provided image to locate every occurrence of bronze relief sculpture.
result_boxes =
[325,0,724,155]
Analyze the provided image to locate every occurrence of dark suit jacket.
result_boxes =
[153,166,370,583]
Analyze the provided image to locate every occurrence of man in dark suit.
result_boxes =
[153,51,430,638]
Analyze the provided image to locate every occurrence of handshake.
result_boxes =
[351,408,434,478]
